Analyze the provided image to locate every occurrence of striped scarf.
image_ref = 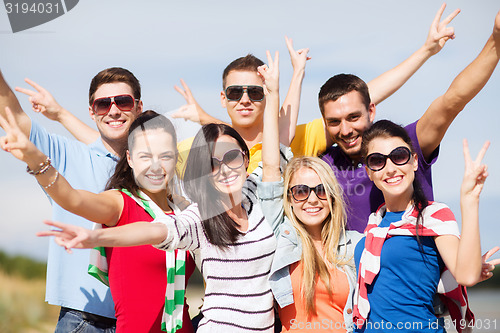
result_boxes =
[88,189,187,333]
[353,201,474,333]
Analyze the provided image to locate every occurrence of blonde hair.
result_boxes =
[283,156,349,315]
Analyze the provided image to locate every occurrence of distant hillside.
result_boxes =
[0,250,46,279]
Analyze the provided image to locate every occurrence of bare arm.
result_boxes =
[37,220,168,252]
[0,108,121,226]
[0,70,31,136]
[259,51,281,182]
[417,10,500,160]
[368,3,460,105]
[171,79,227,125]
[279,36,310,146]
[435,140,489,286]
[15,78,99,144]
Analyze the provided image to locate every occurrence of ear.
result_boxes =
[126,150,133,169]
[220,90,227,108]
[244,154,250,170]
[136,100,144,115]
[412,153,418,172]
[365,165,373,181]
[89,106,96,121]
[368,102,376,124]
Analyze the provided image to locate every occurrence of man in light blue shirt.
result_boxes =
[0,67,143,332]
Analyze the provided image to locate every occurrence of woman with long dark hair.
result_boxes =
[0,109,195,333]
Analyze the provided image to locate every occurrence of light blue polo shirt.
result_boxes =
[30,119,117,318]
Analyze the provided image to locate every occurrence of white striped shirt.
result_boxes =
[154,182,277,332]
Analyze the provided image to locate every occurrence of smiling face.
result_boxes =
[211,134,247,197]
[127,128,177,195]
[365,136,418,211]
[323,90,375,162]
[89,82,143,149]
[288,167,331,238]
[220,70,265,130]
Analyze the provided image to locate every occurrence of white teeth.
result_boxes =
[386,176,402,183]
[305,207,321,213]
[220,175,237,184]
[109,121,124,126]
[147,175,164,180]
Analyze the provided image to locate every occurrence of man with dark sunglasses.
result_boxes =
[320,10,500,233]
[0,67,143,331]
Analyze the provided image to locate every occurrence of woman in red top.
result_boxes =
[0,109,195,332]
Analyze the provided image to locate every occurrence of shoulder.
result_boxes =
[423,201,456,221]
[346,230,364,245]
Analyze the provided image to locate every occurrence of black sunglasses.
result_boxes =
[92,94,139,116]
[365,146,412,171]
[225,85,265,102]
[212,149,246,176]
[288,184,328,202]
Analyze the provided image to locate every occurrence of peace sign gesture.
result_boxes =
[461,139,489,200]
[257,50,279,95]
[425,3,460,56]
[0,107,39,163]
[15,78,63,121]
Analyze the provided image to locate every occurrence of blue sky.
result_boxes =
[0,0,499,260]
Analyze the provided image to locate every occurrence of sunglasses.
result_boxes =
[289,184,328,202]
[225,85,265,102]
[92,94,139,116]
[212,149,246,176]
[365,146,412,171]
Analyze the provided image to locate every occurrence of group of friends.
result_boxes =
[1,4,500,333]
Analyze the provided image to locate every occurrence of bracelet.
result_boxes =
[27,157,51,175]
[42,170,59,189]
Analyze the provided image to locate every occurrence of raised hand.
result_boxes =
[285,36,310,74]
[478,246,500,283]
[461,139,489,199]
[258,51,280,95]
[172,79,205,123]
[0,107,38,162]
[15,78,63,121]
[37,220,96,253]
[170,104,199,122]
[424,3,460,55]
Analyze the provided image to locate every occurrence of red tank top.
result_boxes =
[105,191,195,332]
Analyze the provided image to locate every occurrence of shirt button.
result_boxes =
[346,308,352,314]
[284,230,290,235]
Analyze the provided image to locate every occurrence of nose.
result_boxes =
[339,121,352,137]
[383,158,398,174]
[239,90,252,105]
[307,190,320,203]
[150,158,162,172]
[107,101,122,117]
[218,162,232,176]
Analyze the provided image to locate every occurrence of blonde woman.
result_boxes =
[254,52,361,332]
[259,156,361,332]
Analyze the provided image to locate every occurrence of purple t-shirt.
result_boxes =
[321,120,439,233]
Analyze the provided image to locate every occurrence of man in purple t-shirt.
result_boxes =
[320,12,500,232]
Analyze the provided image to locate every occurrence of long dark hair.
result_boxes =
[361,119,429,233]
[183,123,250,248]
[105,110,178,200]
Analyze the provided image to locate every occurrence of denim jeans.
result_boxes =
[55,307,116,333]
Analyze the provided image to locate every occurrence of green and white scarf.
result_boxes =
[88,189,187,333]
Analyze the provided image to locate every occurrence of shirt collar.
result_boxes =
[88,138,119,162]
